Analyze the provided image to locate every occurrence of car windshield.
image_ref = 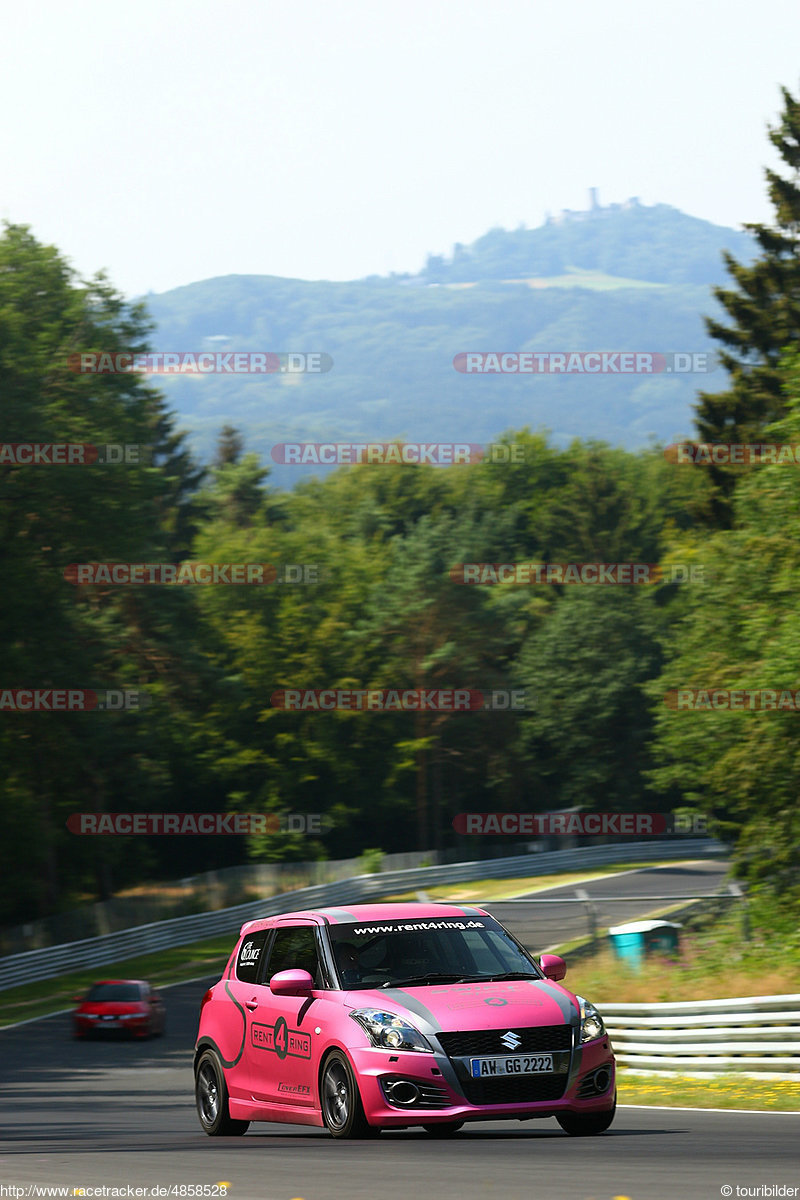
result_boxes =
[84,983,142,1002]
[328,916,541,989]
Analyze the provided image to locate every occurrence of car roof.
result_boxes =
[239,901,489,936]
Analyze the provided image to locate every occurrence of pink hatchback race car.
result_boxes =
[194,902,615,1138]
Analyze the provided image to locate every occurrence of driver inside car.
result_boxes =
[335,942,363,986]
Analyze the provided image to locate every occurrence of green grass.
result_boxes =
[618,1071,800,1112]
[568,894,800,1003]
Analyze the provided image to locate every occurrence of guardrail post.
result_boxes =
[727,880,750,942]
[575,888,597,942]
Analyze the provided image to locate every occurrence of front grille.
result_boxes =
[461,1074,567,1105]
[437,1025,573,1057]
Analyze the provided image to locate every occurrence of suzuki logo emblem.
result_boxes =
[500,1031,522,1050]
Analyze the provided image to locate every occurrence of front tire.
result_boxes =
[556,1093,616,1136]
[320,1052,377,1139]
[195,1049,250,1136]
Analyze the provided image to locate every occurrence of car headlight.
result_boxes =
[350,1009,433,1052]
[576,995,606,1043]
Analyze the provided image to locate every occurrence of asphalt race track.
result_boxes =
[2,864,798,1200]
[488,859,735,952]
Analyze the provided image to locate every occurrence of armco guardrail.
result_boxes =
[0,849,439,954]
[0,838,726,991]
[603,994,800,1073]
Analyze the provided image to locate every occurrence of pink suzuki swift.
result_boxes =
[194,903,615,1138]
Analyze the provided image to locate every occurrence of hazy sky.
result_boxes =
[3,0,799,298]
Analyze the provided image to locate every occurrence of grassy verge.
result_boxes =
[618,1072,800,1111]
[0,935,233,1027]
[566,896,800,1002]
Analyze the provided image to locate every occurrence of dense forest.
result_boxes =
[2,90,800,928]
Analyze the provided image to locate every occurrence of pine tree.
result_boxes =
[695,85,800,522]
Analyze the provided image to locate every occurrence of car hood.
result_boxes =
[343,978,579,1033]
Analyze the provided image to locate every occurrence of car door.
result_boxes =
[243,920,325,1108]
[223,927,272,1101]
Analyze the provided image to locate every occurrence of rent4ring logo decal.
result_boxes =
[251,1015,311,1059]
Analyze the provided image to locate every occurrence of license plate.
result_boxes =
[470,1054,554,1077]
[101,1015,119,1023]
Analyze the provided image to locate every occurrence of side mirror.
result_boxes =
[539,954,567,981]
[72,995,85,1003]
[269,968,314,996]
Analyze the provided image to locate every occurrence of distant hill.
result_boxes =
[418,198,755,286]
[143,200,756,482]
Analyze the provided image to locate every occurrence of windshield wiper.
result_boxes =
[479,969,542,979]
[381,970,541,988]
[381,973,469,988]
[441,969,542,979]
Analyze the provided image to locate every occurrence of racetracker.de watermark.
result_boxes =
[453,812,708,835]
[270,442,529,465]
[666,442,800,465]
[66,812,325,835]
[0,443,150,465]
[0,1187,232,1197]
[453,351,714,374]
[64,563,320,585]
[0,688,149,711]
[68,352,332,374]
[272,442,497,465]
[665,688,800,710]
[270,688,530,711]
[450,562,704,584]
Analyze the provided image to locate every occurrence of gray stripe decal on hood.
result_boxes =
[381,980,577,1033]
[377,989,469,1096]
[379,989,446,1035]
[526,979,579,1024]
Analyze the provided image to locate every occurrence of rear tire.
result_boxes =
[423,1121,464,1137]
[195,1049,250,1136]
[556,1093,616,1136]
[320,1052,378,1139]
